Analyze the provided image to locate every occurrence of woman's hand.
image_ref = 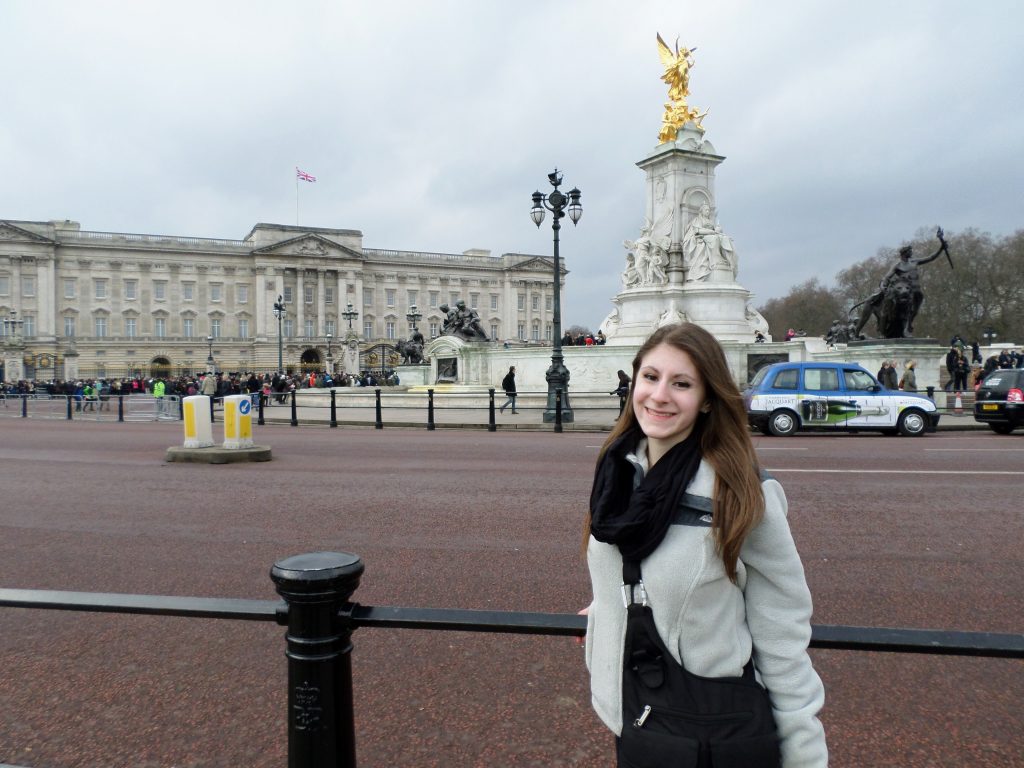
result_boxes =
[575,607,589,647]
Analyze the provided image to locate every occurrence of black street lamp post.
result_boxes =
[206,335,215,374]
[531,169,582,423]
[983,327,998,346]
[406,304,422,333]
[342,302,358,332]
[273,295,287,372]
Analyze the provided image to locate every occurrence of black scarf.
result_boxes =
[589,425,704,561]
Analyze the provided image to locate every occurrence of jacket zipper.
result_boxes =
[632,704,752,729]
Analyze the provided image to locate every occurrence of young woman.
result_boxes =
[583,323,827,767]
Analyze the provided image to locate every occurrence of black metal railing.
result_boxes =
[2,550,1021,768]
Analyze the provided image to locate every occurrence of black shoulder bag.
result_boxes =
[617,558,781,768]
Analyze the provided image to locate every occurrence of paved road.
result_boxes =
[0,421,1021,767]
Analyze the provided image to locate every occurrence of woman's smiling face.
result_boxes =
[633,343,708,463]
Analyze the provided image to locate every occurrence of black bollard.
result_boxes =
[426,389,435,431]
[258,393,265,426]
[488,388,496,432]
[374,388,382,430]
[67,395,73,420]
[271,552,365,768]
[554,388,563,434]
[178,397,184,421]
[22,395,28,418]
[118,395,124,422]
[330,390,338,428]
[291,390,298,427]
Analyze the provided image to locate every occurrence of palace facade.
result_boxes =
[0,219,564,381]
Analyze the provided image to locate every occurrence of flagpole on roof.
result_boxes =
[295,167,299,225]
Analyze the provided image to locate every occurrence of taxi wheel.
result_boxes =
[898,409,927,436]
[768,409,799,436]
[990,424,1014,435]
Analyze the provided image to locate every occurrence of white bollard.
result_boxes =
[182,395,214,448]
[222,395,254,449]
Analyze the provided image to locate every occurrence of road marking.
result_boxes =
[769,468,1024,475]
[926,448,1024,452]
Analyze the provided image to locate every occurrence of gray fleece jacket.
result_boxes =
[585,445,828,767]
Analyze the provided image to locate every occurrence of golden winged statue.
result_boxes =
[657,33,707,142]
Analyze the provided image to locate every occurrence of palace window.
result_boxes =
[125,318,137,338]
[325,319,335,335]
[517,294,525,311]
[363,288,373,307]
[239,318,249,339]
[237,285,249,304]
[64,279,76,299]
[180,318,192,338]
[210,283,223,302]
[324,286,333,305]
[182,282,195,301]
[429,291,439,308]
[22,276,35,297]
[64,316,75,337]
[211,318,222,338]
[155,317,167,338]
[124,280,138,300]
[283,286,293,303]
[363,320,373,339]
[153,281,167,301]
[94,316,108,338]
[386,289,396,307]
[305,319,315,337]
[385,321,396,339]
[304,285,314,304]
[490,294,498,311]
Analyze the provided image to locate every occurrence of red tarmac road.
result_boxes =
[0,421,1022,767]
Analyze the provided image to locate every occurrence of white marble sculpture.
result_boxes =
[622,212,671,288]
[683,204,736,282]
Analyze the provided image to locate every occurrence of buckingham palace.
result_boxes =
[0,218,564,381]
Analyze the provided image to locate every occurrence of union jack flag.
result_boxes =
[296,167,317,183]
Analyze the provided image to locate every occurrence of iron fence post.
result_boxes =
[488,388,496,432]
[291,390,298,427]
[271,551,365,768]
[22,395,27,418]
[554,389,563,433]
[258,393,265,425]
[427,389,435,431]
[118,395,124,422]
[67,395,72,420]
[374,388,382,430]
[330,390,338,428]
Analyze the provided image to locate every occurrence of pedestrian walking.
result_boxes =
[498,366,518,414]
[581,323,827,767]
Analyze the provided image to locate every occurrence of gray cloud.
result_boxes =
[2,1,1020,329]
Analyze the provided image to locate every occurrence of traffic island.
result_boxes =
[165,445,272,464]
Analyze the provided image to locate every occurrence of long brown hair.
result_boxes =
[583,323,764,582]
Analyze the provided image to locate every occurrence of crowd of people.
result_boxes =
[562,330,607,346]
[0,368,404,407]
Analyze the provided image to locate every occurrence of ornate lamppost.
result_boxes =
[530,169,582,423]
[342,302,358,331]
[406,304,422,333]
[273,295,287,372]
[206,334,215,374]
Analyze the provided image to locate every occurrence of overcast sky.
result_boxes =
[2,1,1021,331]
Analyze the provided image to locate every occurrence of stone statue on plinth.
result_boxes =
[683,204,737,282]
[395,329,425,365]
[622,212,671,288]
[439,300,489,342]
[850,227,951,339]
